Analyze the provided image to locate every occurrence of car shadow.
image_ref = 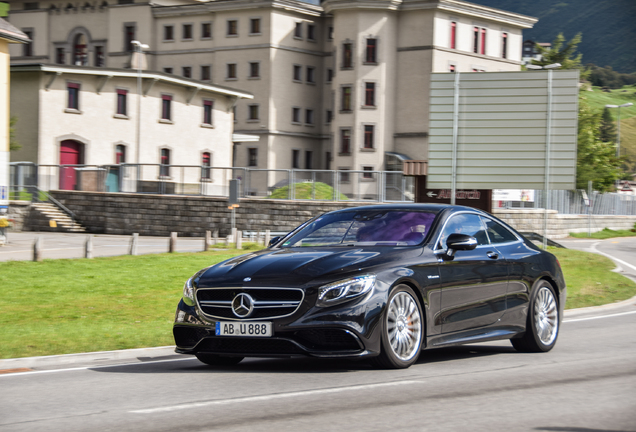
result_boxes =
[90,343,514,374]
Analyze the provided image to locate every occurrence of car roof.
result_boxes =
[326,203,485,215]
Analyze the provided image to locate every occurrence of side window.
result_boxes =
[438,213,489,249]
[482,217,518,244]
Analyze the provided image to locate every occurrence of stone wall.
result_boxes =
[18,192,636,239]
[50,191,368,237]
[7,201,31,231]
[493,209,636,239]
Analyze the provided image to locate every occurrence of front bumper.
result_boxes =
[172,292,384,359]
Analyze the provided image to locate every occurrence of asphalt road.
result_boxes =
[1,303,634,432]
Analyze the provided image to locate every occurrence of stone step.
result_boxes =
[30,202,87,233]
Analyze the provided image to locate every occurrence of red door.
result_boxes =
[60,140,83,190]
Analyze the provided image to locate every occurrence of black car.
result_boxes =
[173,204,566,369]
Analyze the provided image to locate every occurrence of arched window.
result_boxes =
[73,34,88,66]
[202,152,211,179]
[160,149,171,177]
[116,145,126,164]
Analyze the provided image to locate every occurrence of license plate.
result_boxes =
[215,321,272,337]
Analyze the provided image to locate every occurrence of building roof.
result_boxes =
[10,63,254,100]
[0,17,30,44]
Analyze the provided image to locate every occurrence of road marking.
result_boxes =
[591,242,636,273]
[0,357,195,378]
[564,310,636,323]
[130,380,422,414]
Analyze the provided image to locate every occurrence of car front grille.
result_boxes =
[196,287,304,320]
[196,337,305,355]
[173,326,210,348]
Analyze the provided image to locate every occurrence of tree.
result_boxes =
[576,96,622,192]
[9,116,21,151]
[599,107,617,143]
[532,33,588,77]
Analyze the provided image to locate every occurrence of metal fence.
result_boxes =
[495,189,636,216]
[9,162,415,203]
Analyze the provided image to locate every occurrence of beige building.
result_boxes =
[1,18,29,227]
[6,0,536,179]
[10,63,253,193]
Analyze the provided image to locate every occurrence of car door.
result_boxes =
[436,213,509,334]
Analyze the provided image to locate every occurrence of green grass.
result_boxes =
[551,248,636,309]
[268,182,348,200]
[583,86,636,169]
[0,250,246,359]
[570,227,636,239]
[1,246,635,359]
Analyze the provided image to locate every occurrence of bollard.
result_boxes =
[231,227,237,245]
[257,230,262,245]
[204,230,211,252]
[226,235,232,246]
[130,233,139,256]
[265,229,271,247]
[213,229,218,245]
[169,232,177,253]
[85,235,93,259]
[236,230,243,250]
[33,236,42,262]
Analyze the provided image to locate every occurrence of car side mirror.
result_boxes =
[445,233,478,257]
[268,236,281,248]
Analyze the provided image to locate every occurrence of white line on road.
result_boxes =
[591,241,636,273]
[130,380,422,414]
[0,357,196,378]
[563,310,636,323]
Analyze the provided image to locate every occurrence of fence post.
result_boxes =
[85,235,93,259]
[213,229,218,245]
[204,230,211,251]
[130,233,138,255]
[265,229,271,247]
[236,230,242,250]
[33,236,42,262]
[169,232,177,253]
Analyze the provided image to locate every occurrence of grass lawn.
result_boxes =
[1,246,635,359]
[570,227,636,239]
[551,248,636,309]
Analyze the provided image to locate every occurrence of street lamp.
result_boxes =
[605,102,634,159]
[527,63,561,249]
[131,40,149,167]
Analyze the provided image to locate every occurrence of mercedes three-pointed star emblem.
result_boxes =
[231,293,255,318]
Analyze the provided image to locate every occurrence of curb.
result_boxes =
[3,295,636,371]
[0,345,182,371]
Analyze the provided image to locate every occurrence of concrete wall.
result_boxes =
[29,192,636,239]
[493,209,636,239]
[7,200,30,231]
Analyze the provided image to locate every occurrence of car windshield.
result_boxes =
[281,210,438,247]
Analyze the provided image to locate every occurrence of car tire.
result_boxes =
[511,280,560,353]
[372,284,424,369]
[195,353,244,366]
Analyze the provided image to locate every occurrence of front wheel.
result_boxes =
[195,353,244,366]
[372,285,424,369]
[511,280,560,353]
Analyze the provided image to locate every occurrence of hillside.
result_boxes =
[472,0,636,73]
[582,86,636,172]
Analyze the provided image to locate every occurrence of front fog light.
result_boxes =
[316,275,376,307]
[183,277,195,306]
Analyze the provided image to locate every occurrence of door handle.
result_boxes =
[487,251,498,259]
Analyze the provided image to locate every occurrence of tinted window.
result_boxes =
[438,213,489,248]
[282,210,438,247]
[482,217,518,244]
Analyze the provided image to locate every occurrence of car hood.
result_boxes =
[197,247,421,288]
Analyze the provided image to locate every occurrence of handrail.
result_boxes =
[29,185,77,222]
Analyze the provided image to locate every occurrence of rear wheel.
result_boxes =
[511,280,559,353]
[372,285,424,369]
[195,353,244,366]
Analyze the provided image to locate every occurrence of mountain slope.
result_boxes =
[471,0,636,73]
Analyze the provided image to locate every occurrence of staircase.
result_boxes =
[29,202,86,233]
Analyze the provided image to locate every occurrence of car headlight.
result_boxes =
[183,277,196,306]
[316,275,376,307]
